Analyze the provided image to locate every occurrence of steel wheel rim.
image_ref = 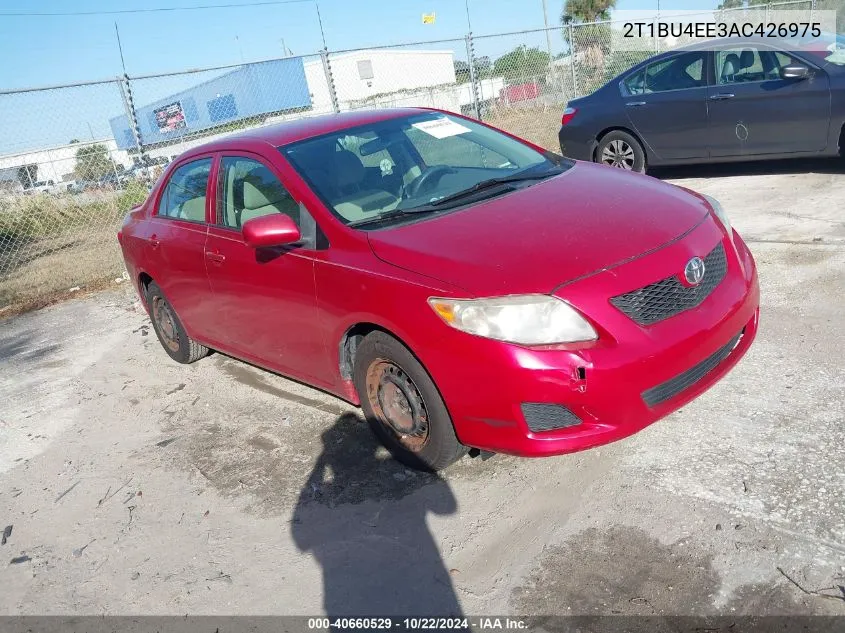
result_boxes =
[152,296,180,352]
[365,359,430,452]
[601,140,635,170]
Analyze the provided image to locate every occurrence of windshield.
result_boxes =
[786,31,845,66]
[280,112,568,228]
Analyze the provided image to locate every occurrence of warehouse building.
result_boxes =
[108,49,459,161]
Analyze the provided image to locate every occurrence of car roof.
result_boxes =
[177,107,431,159]
[646,36,824,60]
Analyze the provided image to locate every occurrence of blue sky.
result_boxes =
[0,0,719,154]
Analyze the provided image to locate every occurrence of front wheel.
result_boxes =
[595,131,646,173]
[353,332,468,471]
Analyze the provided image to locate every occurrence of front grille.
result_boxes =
[521,403,582,432]
[610,242,728,325]
[641,331,743,408]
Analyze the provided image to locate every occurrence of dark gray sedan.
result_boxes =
[558,35,845,172]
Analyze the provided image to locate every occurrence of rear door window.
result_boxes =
[623,52,706,95]
[157,158,212,222]
[644,53,706,92]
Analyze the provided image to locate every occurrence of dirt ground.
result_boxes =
[1,157,844,617]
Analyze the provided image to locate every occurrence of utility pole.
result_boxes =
[314,0,327,49]
[114,22,128,75]
[542,0,553,59]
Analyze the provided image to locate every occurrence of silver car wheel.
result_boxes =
[601,140,635,170]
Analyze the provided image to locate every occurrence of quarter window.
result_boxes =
[157,158,212,221]
[217,157,300,229]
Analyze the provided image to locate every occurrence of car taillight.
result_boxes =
[117,230,123,244]
[561,106,578,125]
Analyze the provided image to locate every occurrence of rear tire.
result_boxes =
[353,331,468,471]
[146,281,209,364]
[595,131,646,173]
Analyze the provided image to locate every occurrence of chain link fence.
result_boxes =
[0,0,829,310]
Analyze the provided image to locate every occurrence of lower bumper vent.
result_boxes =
[521,403,582,432]
[641,331,743,408]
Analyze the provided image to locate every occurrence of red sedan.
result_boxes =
[118,108,759,471]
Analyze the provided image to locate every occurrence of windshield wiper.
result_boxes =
[346,207,440,228]
[346,167,564,229]
[406,167,564,211]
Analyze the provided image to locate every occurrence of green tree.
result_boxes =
[562,0,615,23]
[493,46,552,81]
[454,60,471,83]
[561,0,617,94]
[74,144,117,181]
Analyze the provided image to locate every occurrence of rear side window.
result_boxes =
[625,52,706,94]
[157,158,212,222]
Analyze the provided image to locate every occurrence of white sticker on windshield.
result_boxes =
[411,117,471,139]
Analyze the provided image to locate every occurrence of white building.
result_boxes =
[0,48,502,182]
[139,48,470,163]
[0,139,133,192]
[304,48,458,114]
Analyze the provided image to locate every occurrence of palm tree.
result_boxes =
[561,0,617,93]
[561,0,616,23]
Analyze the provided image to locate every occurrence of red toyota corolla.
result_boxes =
[118,108,759,470]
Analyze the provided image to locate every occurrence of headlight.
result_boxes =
[703,194,732,236]
[428,295,597,345]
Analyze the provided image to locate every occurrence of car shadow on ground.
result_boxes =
[290,413,464,617]
[650,156,845,180]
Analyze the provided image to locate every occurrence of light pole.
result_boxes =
[542,0,553,59]
[314,0,327,49]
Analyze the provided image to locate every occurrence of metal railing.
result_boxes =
[0,0,822,309]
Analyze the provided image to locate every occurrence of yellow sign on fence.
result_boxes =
[422,12,436,24]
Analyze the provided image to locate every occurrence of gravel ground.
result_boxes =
[1,157,844,617]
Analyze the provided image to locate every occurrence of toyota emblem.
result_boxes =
[684,257,706,286]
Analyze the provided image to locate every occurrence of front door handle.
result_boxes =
[205,251,225,264]
[709,93,735,101]
[626,101,647,107]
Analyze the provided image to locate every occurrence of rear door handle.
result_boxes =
[205,251,225,264]
[709,93,735,100]
[149,234,160,249]
[626,101,647,107]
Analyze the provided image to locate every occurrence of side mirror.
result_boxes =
[242,214,301,248]
[781,64,810,79]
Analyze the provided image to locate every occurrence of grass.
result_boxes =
[0,181,147,311]
[483,106,564,153]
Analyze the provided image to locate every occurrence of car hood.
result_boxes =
[366,162,711,296]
